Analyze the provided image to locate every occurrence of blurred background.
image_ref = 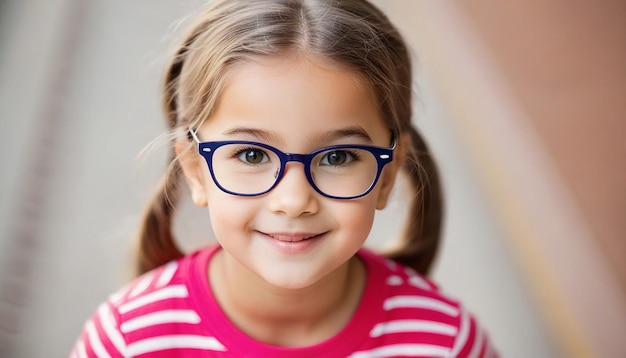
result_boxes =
[1,0,625,357]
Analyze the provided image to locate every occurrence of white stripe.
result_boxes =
[349,344,450,358]
[119,285,188,314]
[121,309,201,333]
[385,259,398,271]
[127,335,226,356]
[76,339,88,358]
[408,275,432,291]
[128,272,155,298]
[156,261,179,287]
[386,275,404,286]
[110,284,131,304]
[370,320,457,338]
[98,304,127,356]
[468,323,484,358]
[404,268,433,290]
[383,296,459,316]
[86,319,111,358]
[69,351,78,358]
[449,306,470,356]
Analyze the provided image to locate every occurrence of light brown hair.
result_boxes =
[136,0,443,276]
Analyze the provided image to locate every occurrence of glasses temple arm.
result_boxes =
[188,128,201,143]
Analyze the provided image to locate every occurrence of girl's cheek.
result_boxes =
[334,201,377,234]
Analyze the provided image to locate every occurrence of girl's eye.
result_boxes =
[236,148,269,164]
[321,150,355,166]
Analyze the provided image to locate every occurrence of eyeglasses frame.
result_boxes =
[189,129,396,199]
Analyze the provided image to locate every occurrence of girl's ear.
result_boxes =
[376,132,410,210]
[175,140,208,207]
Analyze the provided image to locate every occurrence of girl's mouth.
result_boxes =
[256,231,327,254]
[264,232,323,242]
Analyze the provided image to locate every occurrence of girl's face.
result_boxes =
[180,53,404,290]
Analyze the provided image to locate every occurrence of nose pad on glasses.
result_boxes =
[268,163,319,216]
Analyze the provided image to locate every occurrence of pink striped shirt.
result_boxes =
[70,246,497,357]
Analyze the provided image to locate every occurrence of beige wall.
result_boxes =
[459,0,626,293]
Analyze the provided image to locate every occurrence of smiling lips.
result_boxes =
[265,233,322,242]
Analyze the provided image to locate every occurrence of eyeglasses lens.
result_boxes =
[210,144,378,198]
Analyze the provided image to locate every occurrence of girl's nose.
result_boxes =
[267,162,319,217]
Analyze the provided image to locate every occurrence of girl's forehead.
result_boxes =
[230,52,374,95]
[200,54,389,145]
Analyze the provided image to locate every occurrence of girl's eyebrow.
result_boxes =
[222,125,373,144]
[316,126,373,144]
[222,127,282,144]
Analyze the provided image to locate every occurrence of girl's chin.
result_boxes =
[256,266,329,291]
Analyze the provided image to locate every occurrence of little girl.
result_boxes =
[71,0,497,357]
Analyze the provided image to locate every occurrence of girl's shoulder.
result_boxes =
[70,247,222,357]
[356,248,499,357]
[107,250,198,309]
[359,247,443,293]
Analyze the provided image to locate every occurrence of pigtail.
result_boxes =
[135,166,185,276]
[134,44,188,276]
[386,125,443,276]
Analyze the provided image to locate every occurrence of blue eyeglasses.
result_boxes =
[190,130,395,199]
